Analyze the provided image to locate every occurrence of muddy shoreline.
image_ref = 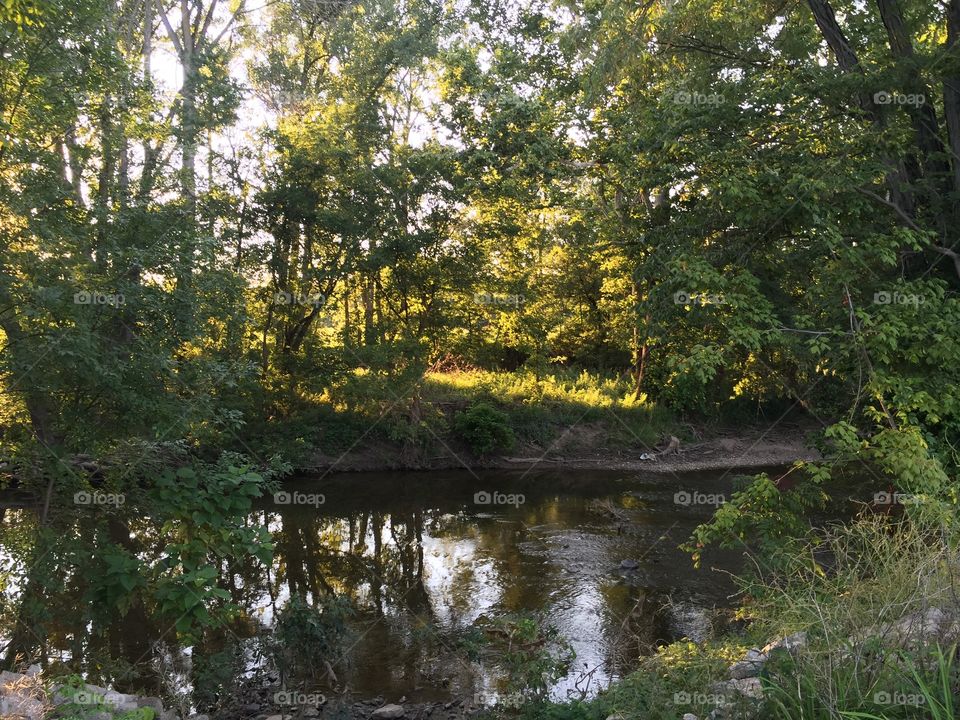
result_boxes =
[298,426,822,477]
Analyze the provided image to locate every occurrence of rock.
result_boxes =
[728,660,758,679]
[682,714,699,720]
[25,665,40,677]
[137,696,165,714]
[888,607,954,643]
[852,607,958,649]
[101,690,140,712]
[304,707,320,718]
[0,671,27,687]
[188,715,211,720]
[372,704,406,719]
[619,559,640,570]
[761,631,807,655]
[263,715,290,720]
[160,711,178,720]
[81,683,110,697]
[0,692,44,719]
[726,677,763,699]
[728,647,768,679]
[668,601,714,643]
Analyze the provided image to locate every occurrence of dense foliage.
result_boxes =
[2,0,960,712]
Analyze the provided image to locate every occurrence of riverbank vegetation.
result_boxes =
[2,0,960,715]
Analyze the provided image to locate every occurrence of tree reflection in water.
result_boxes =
[0,469,742,709]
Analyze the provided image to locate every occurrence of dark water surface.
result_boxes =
[6,467,763,707]
[258,468,750,703]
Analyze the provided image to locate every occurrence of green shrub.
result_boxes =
[462,613,575,699]
[453,401,515,456]
[271,593,353,680]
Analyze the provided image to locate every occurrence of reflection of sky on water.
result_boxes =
[257,474,741,702]
[1,468,749,705]
[422,527,501,629]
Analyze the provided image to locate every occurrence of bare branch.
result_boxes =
[158,6,184,56]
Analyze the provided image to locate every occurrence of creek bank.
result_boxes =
[0,671,484,720]
[0,671,185,720]
[675,606,960,720]
[301,426,820,475]
[9,606,952,720]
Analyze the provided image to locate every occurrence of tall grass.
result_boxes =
[751,516,960,719]
[423,369,674,447]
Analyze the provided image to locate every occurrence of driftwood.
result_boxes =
[656,435,681,455]
[640,436,681,461]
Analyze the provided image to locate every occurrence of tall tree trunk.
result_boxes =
[362,276,375,346]
[178,0,197,299]
[874,0,950,189]
[805,0,913,211]
[0,299,62,449]
[943,0,960,194]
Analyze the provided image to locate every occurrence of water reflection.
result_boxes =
[248,469,742,702]
[1,468,747,707]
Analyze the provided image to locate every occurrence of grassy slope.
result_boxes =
[245,369,680,468]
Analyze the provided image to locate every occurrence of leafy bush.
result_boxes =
[453,401,515,456]
[271,593,353,680]
[507,639,746,720]
[464,613,575,698]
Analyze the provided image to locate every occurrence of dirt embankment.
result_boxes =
[301,424,822,475]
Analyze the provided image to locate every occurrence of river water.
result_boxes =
[2,466,760,711]
[255,468,748,704]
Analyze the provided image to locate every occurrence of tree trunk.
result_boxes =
[943,0,960,194]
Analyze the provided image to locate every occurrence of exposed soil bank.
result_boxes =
[300,424,822,476]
